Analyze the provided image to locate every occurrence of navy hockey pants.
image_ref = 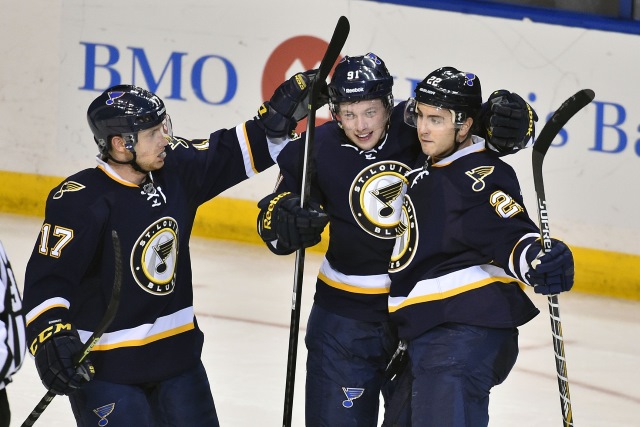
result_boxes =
[304,304,406,427]
[408,323,519,427]
[69,360,219,426]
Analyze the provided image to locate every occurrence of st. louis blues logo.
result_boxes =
[465,166,494,192]
[105,91,125,105]
[93,403,115,426]
[53,181,86,199]
[464,73,477,86]
[131,216,179,295]
[350,161,410,239]
[365,52,381,64]
[342,387,365,408]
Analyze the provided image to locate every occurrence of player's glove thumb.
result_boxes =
[525,239,574,295]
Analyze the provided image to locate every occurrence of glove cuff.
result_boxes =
[30,322,78,356]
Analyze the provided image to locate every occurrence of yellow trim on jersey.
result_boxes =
[388,265,521,313]
[90,323,195,351]
[96,164,139,187]
[237,122,258,176]
[318,257,390,295]
[25,297,70,326]
[77,306,196,351]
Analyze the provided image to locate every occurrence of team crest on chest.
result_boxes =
[131,217,179,295]
[389,194,418,272]
[349,161,410,238]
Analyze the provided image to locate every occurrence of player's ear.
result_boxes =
[110,136,126,153]
[457,117,473,140]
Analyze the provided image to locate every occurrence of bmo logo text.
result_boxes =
[79,36,341,116]
[79,42,238,105]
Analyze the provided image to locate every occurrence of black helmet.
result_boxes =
[327,52,394,115]
[87,85,166,155]
[412,67,482,125]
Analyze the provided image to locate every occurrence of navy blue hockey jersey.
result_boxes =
[388,137,540,340]
[23,119,280,384]
[274,102,421,321]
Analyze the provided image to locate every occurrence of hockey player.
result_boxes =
[256,53,537,426]
[0,240,26,427]
[21,75,327,426]
[389,67,574,426]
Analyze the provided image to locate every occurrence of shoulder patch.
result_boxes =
[464,166,494,192]
[53,181,86,199]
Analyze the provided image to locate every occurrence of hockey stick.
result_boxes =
[22,229,123,427]
[283,16,350,427]
[532,89,594,427]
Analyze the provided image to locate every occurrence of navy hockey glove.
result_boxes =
[525,239,574,295]
[480,90,538,153]
[30,322,94,395]
[257,70,327,139]
[257,192,329,255]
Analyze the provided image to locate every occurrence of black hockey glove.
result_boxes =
[480,90,538,153]
[30,322,94,395]
[257,192,329,255]
[257,70,328,139]
[525,239,574,295]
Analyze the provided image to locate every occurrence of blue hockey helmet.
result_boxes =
[327,52,394,115]
[87,85,167,155]
[407,67,482,127]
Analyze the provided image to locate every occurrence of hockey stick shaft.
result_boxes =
[532,89,594,427]
[283,16,350,427]
[22,230,123,427]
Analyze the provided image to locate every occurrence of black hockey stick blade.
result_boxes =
[532,89,595,189]
[21,230,123,427]
[284,16,349,427]
[309,16,350,107]
[301,15,350,203]
[532,89,594,254]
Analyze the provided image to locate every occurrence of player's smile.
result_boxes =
[356,131,373,141]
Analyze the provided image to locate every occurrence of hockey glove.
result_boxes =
[481,90,538,153]
[525,239,574,295]
[257,70,327,139]
[30,322,94,395]
[257,192,329,255]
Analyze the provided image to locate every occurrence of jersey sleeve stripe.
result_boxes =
[236,123,258,177]
[508,233,539,284]
[25,297,70,325]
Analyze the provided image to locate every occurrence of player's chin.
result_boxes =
[420,141,434,155]
[147,159,165,170]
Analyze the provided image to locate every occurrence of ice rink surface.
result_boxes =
[1,212,638,426]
